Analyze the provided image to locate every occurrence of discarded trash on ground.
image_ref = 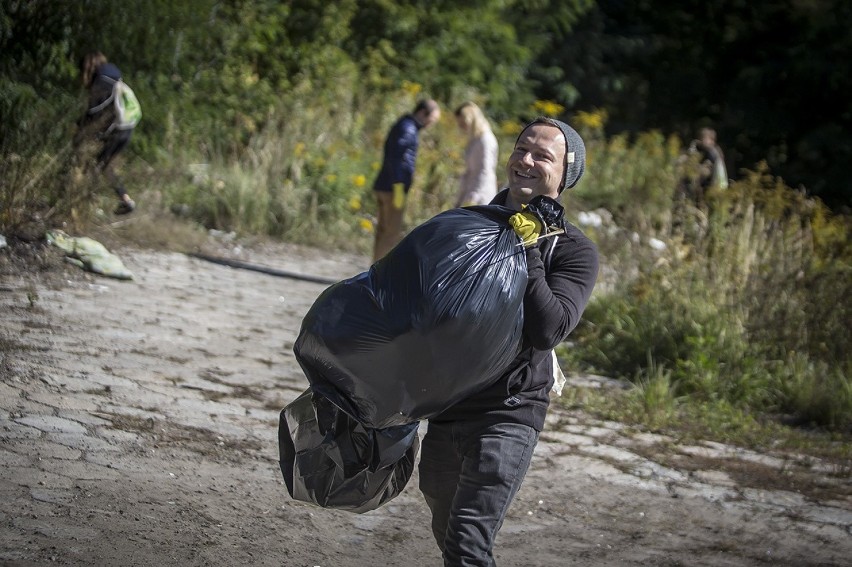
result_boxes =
[46,229,134,280]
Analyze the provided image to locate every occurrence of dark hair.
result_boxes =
[414,99,439,115]
[80,51,108,88]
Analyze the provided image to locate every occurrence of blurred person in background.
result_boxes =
[676,126,729,207]
[372,98,441,262]
[75,51,137,215]
[692,127,728,192]
[453,101,499,207]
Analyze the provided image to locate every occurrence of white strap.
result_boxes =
[87,76,120,115]
[544,235,559,272]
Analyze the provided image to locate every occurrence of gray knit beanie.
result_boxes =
[516,117,586,192]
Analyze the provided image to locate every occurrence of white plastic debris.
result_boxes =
[577,211,603,228]
[648,238,666,251]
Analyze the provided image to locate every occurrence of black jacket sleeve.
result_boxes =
[522,228,599,350]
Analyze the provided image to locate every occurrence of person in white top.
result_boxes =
[454,102,499,207]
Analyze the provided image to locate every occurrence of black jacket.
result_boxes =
[80,63,122,132]
[373,114,421,193]
[432,189,599,430]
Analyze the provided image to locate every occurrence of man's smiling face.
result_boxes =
[505,123,566,208]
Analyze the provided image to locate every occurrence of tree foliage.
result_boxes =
[557,0,852,208]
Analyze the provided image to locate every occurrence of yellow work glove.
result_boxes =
[508,209,543,247]
[392,183,406,209]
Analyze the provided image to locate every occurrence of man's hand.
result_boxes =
[509,210,542,247]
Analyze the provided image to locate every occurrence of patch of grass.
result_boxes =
[555,381,851,466]
[632,356,679,430]
[88,198,209,253]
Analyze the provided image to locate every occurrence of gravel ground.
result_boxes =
[0,237,850,566]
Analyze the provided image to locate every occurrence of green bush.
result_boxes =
[564,164,851,430]
[0,79,84,232]
[572,114,681,232]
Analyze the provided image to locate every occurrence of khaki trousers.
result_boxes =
[373,190,405,262]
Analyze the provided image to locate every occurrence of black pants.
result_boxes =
[97,129,132,198]
[419,420,539,566]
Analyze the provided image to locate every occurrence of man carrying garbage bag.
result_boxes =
[282,117,598,562]
[284,188,556,516]
[418,117,599,565]
[295,201,534,430]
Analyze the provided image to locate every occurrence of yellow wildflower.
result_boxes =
[349,196,362,211]
[353,174,366,187]
[402,80,422,96]
[358,218,374,232]
[575,109,608,131]
[499,120,523,137]
[531,100,565,117]
[294,142,306,157]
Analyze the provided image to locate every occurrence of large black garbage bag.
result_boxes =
[294,205,527,429]
[279,389,419,514]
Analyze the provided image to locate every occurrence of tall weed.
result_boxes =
[572,122,681,233]
[0,80,81,233]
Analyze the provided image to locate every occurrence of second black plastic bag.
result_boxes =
[294,205,527,429]
[279,389,419,514]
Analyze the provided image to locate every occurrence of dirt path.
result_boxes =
[1,240,849,566]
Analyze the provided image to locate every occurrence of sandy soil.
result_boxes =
[0,237,850,566]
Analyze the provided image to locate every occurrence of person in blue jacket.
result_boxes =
[75,51,136,215]
[372,99,441,262]
[418,117,599,566]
